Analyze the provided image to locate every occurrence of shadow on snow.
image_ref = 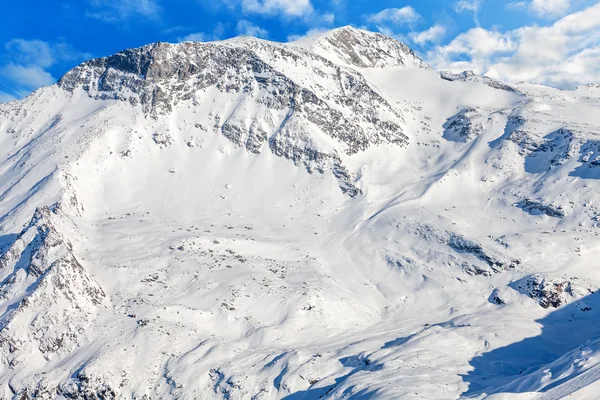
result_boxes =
[283,355,383,400]
[461,291,600,397]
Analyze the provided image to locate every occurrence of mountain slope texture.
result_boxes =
[1,26,600,399]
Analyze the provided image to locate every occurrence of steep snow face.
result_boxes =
[2,28,600,399]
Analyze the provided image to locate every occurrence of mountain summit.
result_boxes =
[1,28,600,399]
[291,26,430,69]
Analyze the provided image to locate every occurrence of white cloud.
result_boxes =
[410,25,447,45]
[530,0,570,17]
[366,7,421,26]
[86,0,161,22]
[241,0,314,17]
[427,2,600,88]
[236,20,269,38]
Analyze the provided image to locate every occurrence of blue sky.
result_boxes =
[1,0,599,101]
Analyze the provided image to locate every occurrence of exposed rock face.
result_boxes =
[577,83,600,92]
[577,140,600,168]
[405,223,521,276]
[505,122,580,173]
[0,206,107,371]
[443,107,485,142]
[528,128,576,169]
[57,371,118,400]
[505,115,600,179]
[446,232,521,276]
[13,371,119,400]
[513,275,596,309]
[517,199,566,218]
[488,288,505,305]
[58,29,422,196]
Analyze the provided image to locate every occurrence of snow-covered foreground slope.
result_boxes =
[2,26,600,399]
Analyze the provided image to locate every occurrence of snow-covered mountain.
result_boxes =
[1,26,600,399]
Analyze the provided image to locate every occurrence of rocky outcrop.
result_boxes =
[440,70,521,94]
[446,232,521,275]
[530,128,576,168]
[11,371,119,400]
[0,206,107,370]
[406,223,521,276]
[577,140,600,168]
[512,275,596,309]
[443,107,485,142]
[506,127,576,173]
[517,199,566,218]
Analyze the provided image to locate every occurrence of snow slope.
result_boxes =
[1,26,600,399]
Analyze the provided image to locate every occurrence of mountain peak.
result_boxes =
[291,26,430,69]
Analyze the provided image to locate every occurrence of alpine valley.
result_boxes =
[2,26,600,399]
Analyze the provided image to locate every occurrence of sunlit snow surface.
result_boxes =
[2,29,600,399]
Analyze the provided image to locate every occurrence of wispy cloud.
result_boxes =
[178,23,228,42]
[505,1,527,11]
[287,27,329,42]
[454,0,482,26]
[4,39,91,68]
[0,39,90,100]
[454,0,482,13]
[86,0,162,23]
[236,20,269,38]
[0,64,55,89]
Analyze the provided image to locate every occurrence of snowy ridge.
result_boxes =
[0,206,107,397]
[440,70,521,94]
[1,27,600,399]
